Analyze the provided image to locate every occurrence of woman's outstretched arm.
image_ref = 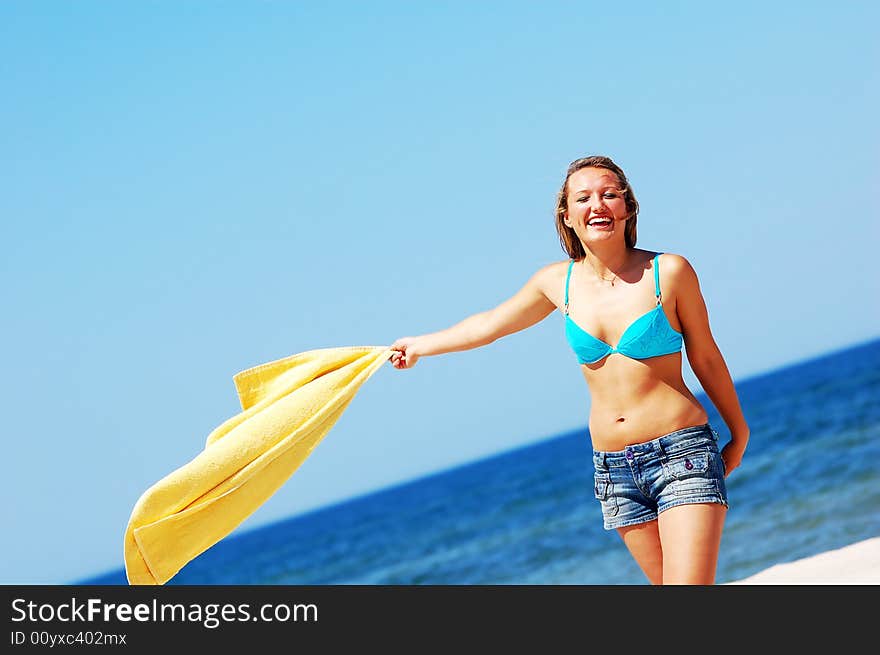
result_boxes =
[390,263,558,370]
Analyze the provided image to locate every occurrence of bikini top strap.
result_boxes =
[564,259,574,315]
[654,252,663,305]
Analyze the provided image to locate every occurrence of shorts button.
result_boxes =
[625,448,634,460]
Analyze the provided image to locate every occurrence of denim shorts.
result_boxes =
[592,423,729,530]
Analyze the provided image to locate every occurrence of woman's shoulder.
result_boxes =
[534,258,573,282]
[655,251,698,277]
[521,259,571,298]
[654,251,703,303]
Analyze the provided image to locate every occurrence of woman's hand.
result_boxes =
[389,336,425,370]
[720,431,749,478]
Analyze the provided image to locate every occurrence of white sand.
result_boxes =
[727,537,880,584]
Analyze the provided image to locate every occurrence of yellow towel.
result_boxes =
[123,345,394,585]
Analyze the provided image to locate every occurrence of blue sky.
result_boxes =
[2,1,877,584]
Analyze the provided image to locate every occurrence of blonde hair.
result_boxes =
[554,155,639,258]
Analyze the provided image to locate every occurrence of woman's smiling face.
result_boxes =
[564,167,629,242]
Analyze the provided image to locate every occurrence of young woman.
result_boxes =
[389,155,750,584]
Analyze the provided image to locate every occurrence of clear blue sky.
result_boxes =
[2,1,877,584]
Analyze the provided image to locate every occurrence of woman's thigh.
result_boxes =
[657,503,727,584]
[616,520,663,585]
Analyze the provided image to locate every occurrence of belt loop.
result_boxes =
[656,438,666,458]
[602,452,608,469]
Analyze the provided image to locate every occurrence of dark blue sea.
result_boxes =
[82,337,880,585]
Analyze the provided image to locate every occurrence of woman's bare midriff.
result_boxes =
[582,351,709,451]
[542,250,710,451]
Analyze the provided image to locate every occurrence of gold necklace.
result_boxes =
[583,255,624,286]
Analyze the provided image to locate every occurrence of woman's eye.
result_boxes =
[603,193,619,199]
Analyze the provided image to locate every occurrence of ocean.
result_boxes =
[83,337,880,585]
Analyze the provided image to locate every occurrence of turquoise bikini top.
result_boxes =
[564,253,683,364]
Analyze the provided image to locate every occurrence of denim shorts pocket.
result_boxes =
[663,446,711,481]
[594,473,619,517]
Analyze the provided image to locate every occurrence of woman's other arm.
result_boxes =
[390,263,558,370]
[667,253,750,475]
